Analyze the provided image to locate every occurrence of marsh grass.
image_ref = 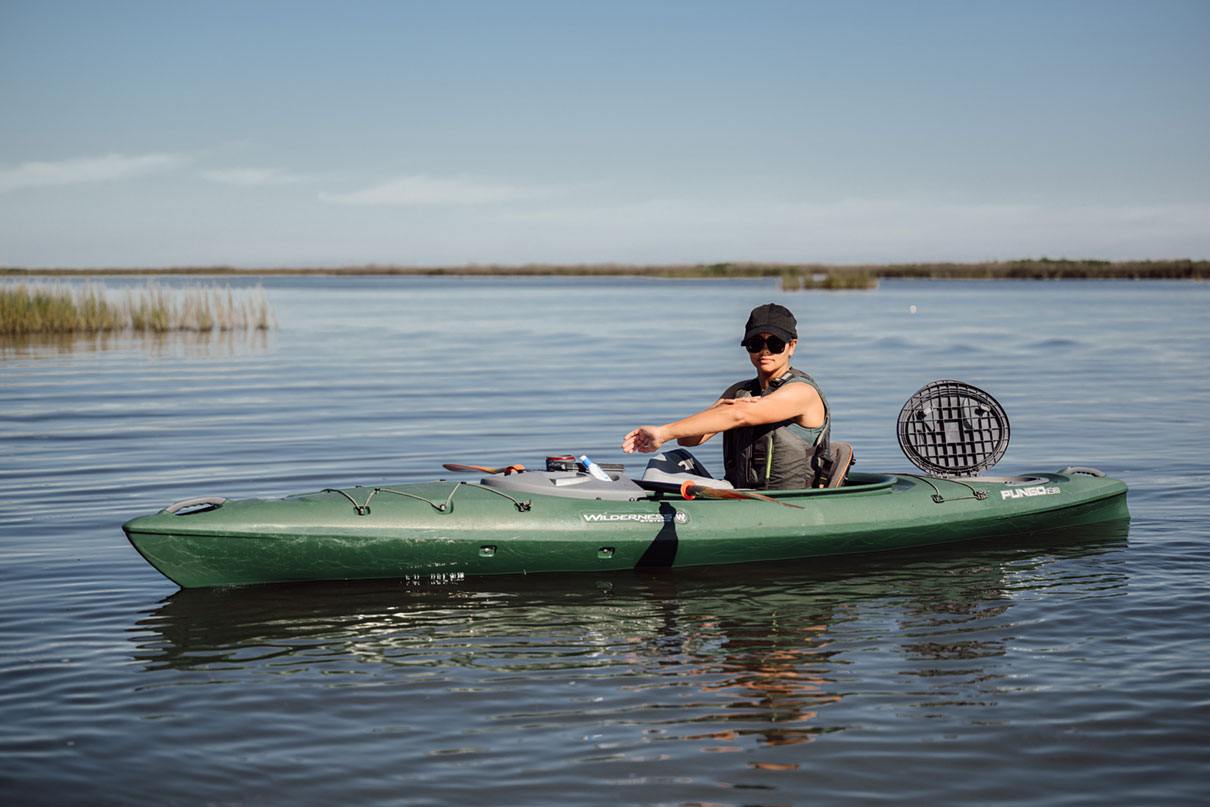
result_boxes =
[779,268,877,291]
[1,280,276,336]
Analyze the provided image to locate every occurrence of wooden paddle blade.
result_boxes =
[442,463,525,475]
[681,480,804,509]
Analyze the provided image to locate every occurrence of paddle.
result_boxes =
[680,480,804,509]
[442,463,525,475]
[634,478,804,509]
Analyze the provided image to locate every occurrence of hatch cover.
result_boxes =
[897,380,1010,477]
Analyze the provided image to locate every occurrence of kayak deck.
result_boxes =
[123,468,1129,588]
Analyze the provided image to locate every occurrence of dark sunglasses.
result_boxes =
[742,335,787,354]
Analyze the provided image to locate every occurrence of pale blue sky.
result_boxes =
[2,0,1207,267]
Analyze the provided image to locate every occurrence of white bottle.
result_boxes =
[578,454,611,482]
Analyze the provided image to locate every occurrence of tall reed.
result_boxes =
[1,280,276,336]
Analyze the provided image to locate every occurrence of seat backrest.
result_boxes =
[642,448,735,489]
[821,442,854,488]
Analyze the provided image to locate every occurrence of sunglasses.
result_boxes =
[742,335,787,354]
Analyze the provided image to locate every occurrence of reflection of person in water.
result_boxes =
[630,587,845,749]
[687,616,842,748]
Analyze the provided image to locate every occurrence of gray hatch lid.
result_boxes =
[897,380,1010,477]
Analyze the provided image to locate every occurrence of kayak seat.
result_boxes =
[819,442,854,488]
[641,449,734,489]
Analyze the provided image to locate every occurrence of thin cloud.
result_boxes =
[200,167,315,187]
[0,153,185,193]
[319,175,554,206]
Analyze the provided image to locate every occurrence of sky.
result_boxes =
[1,0,1208,268]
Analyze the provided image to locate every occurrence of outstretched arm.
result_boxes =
[672,398,758,447]
[622,384,822,454]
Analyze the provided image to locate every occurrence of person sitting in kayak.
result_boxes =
[622,302,831,489]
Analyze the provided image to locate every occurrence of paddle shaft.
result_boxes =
[634,479,804,509]
[442,463,525,475]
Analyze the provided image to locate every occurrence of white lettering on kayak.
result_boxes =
[583,512,689,524]
[1001,486,1061,500]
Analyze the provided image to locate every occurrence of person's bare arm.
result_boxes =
[623,384,822,454]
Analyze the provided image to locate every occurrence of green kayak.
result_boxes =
[121,382,1129,589]
[123,464,1127,589]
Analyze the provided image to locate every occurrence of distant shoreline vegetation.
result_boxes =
[1,280,276,336]
[2,258,1206,292]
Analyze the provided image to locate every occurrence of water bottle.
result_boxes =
[578,454,611,482]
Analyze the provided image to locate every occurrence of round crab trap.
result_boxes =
[897,380,1010,477]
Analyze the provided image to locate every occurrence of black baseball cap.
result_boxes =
[741,303,797,344]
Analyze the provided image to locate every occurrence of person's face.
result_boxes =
[745,332,797,376]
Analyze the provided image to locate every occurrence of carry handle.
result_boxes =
[1059,466,1106,478]
[165,496,228,514]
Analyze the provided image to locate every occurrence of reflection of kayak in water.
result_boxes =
[129,522,1129,757]
[122,381,1128,589]
[133,522,1130,749]
[134,520,1129,673]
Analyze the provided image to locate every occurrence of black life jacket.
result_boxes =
[721,368,830,490]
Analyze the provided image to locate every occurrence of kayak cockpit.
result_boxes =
[476,449,898,502]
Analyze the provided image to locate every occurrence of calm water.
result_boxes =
[2,277,1207,806]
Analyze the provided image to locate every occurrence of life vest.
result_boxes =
[721,368,830,490]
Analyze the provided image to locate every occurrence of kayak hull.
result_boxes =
[123,469,1129,589]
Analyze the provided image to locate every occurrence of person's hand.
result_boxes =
[712,397,760,407]
[622,425,666,454]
